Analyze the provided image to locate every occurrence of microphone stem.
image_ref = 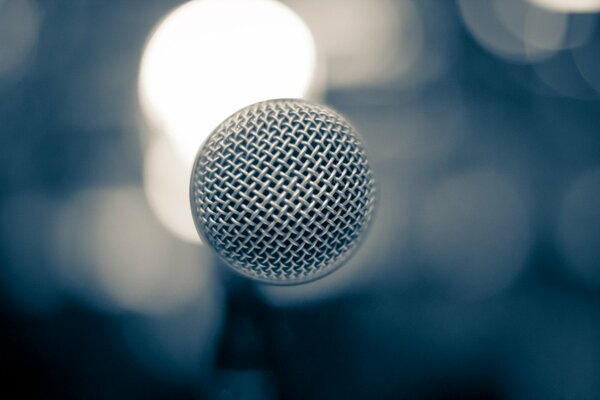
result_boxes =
[209,262,281,399]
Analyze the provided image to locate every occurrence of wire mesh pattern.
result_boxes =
[190,99,376,284]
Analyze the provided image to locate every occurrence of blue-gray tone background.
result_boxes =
[1,0,600,398]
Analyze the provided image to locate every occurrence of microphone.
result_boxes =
[190,99,376,284]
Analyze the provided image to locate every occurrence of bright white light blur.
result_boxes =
[53,187,217,315]
[416,171,531,298]
[0,0,40,80]
[528,0,600,13]
[144,136,200,244]
[458,0,568,63]
[139,0,318,164]
[557,167,600,286]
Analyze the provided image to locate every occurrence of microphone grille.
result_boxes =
[190,99,376,284]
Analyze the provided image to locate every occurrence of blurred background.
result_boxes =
[1,0,600,398]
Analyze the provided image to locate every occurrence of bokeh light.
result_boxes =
[533,51,599,100]
[138,0,318,164]
[557,167,600,286]
[0,0,41,83]
[285,0,421,89]
[574,32,600,94]
[416,170,532,298]
[459,0,569,63]
[53,186,217,315]
[143,136,200,244]
[528,0,600,13]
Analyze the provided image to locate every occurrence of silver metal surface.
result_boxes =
[190,99,376,284]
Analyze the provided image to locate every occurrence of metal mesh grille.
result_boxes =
[190,99,376,284]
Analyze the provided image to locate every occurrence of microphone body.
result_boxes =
[190,99,376,284]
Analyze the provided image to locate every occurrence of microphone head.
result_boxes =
[190,99,376,284]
